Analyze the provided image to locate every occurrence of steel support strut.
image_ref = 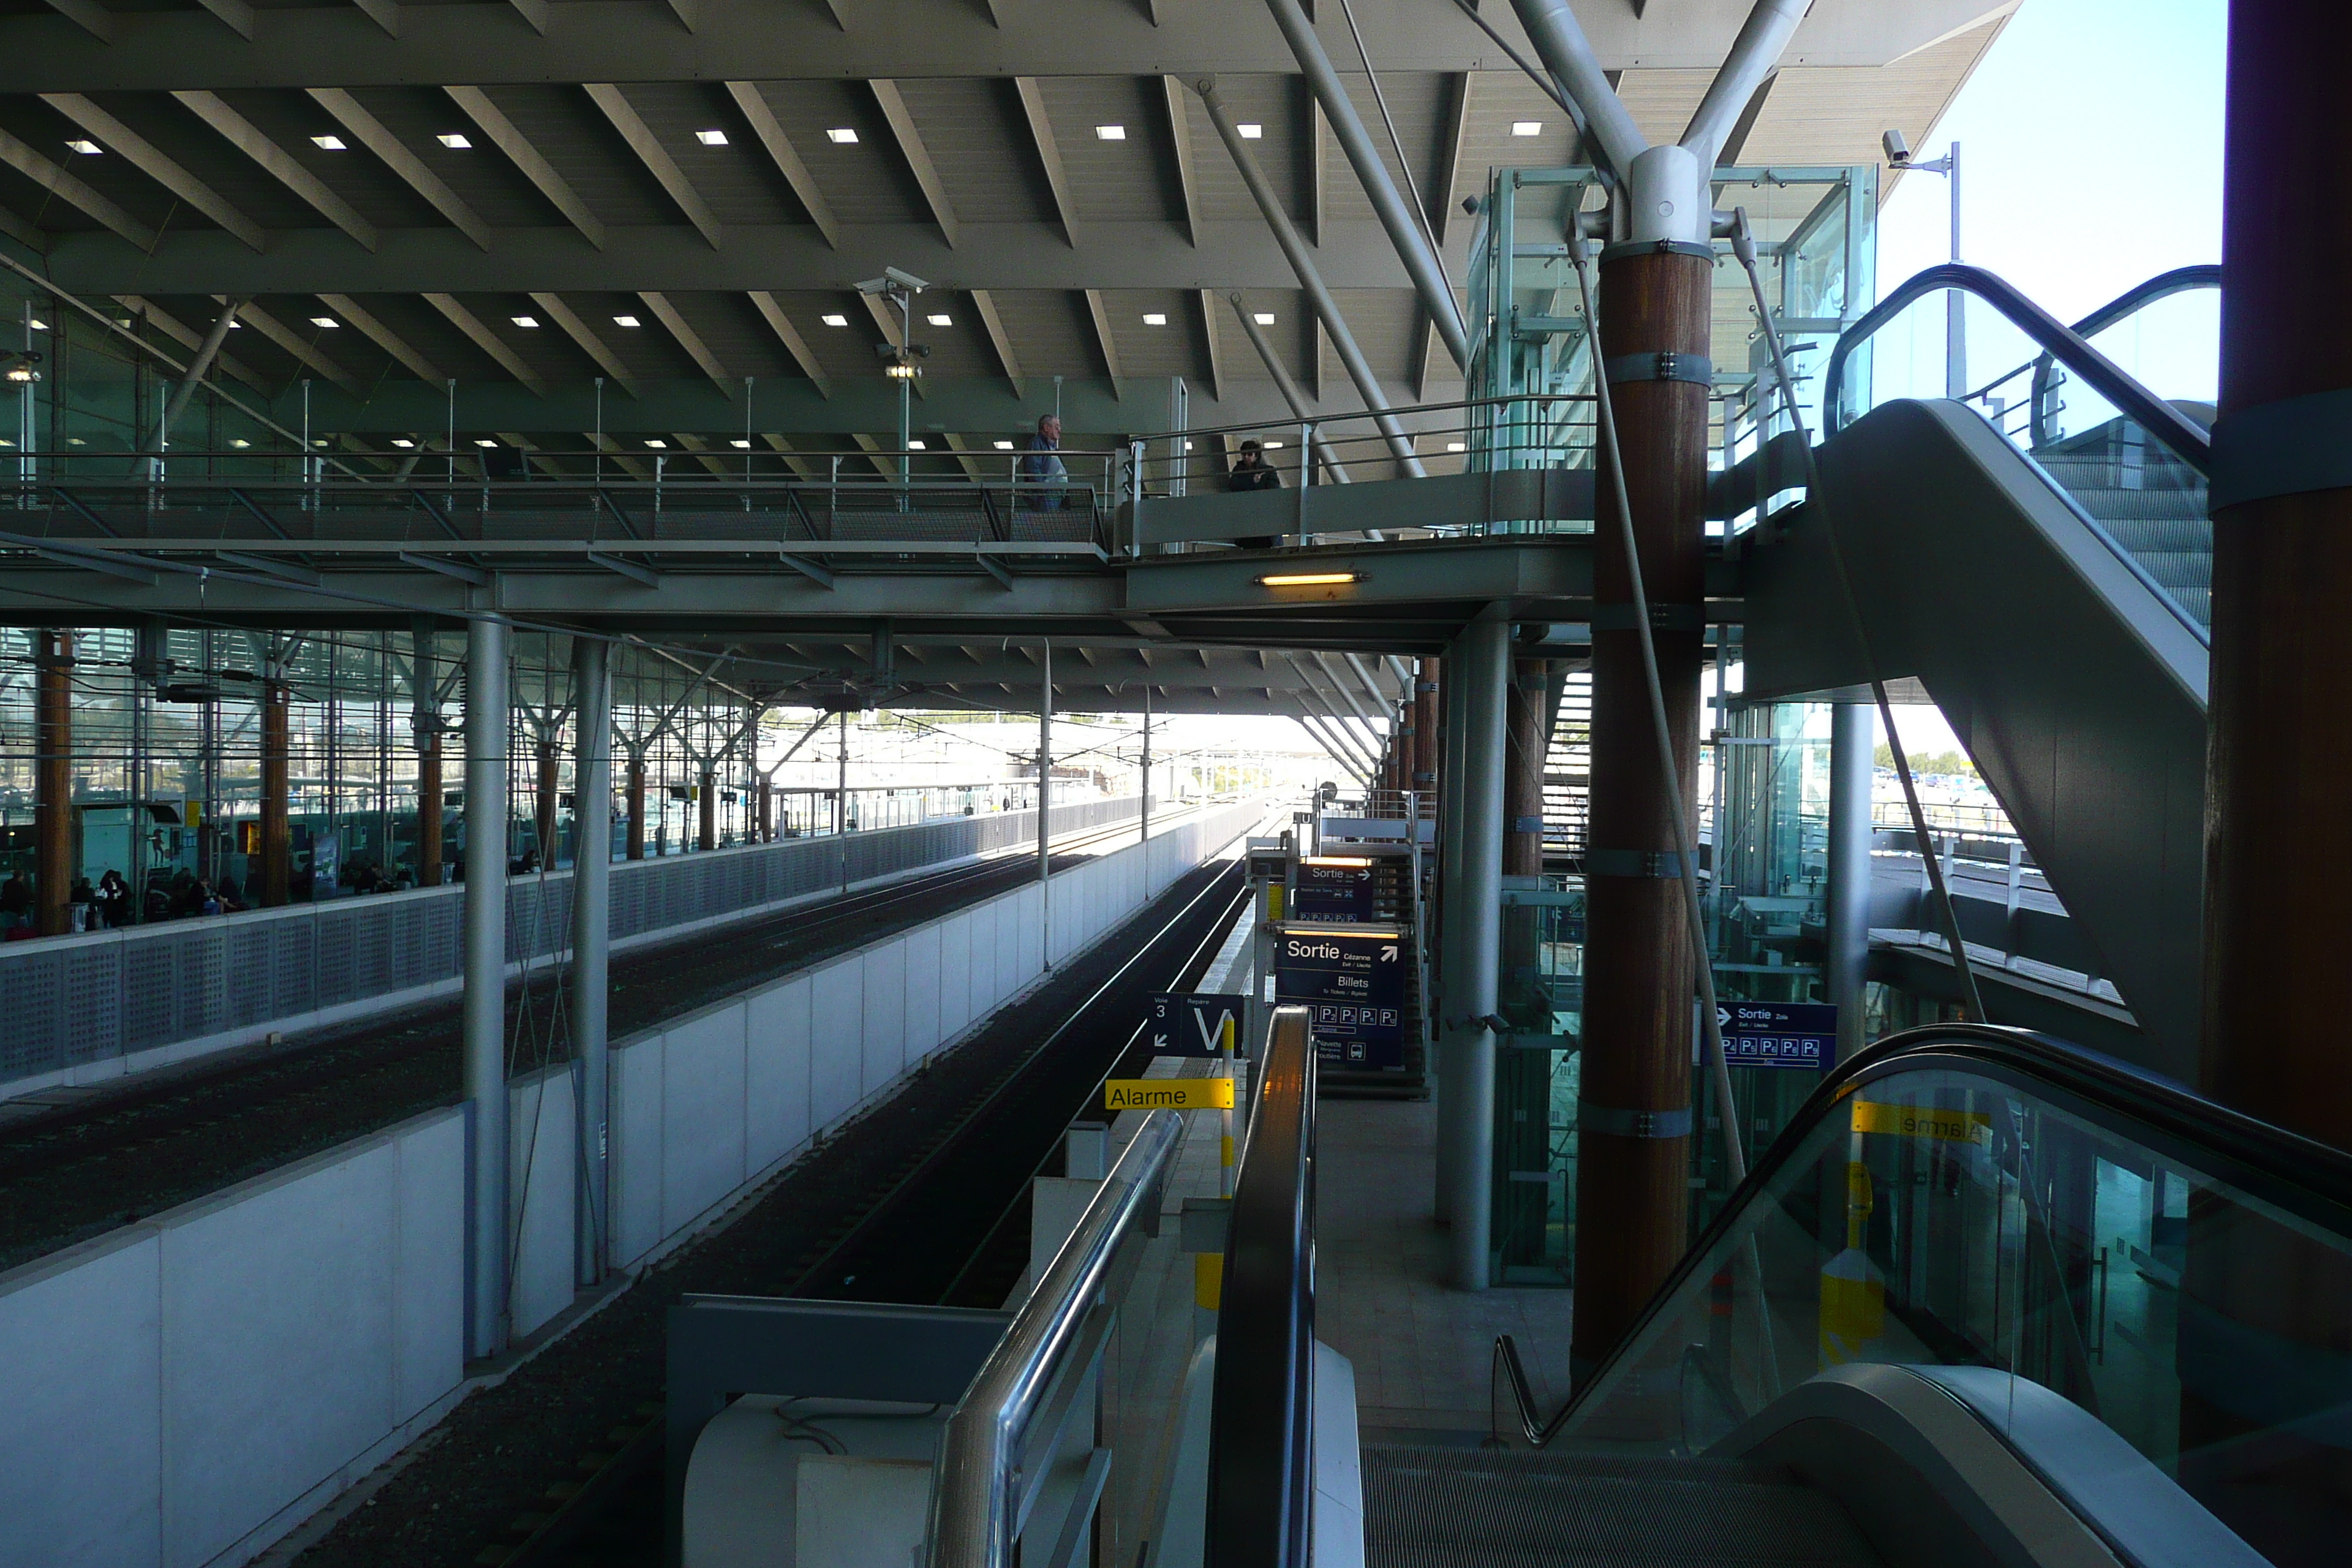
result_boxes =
[1441,608,1509,1290]
[571,634,612,1286]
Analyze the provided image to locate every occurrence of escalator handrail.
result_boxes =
[1205,1003,1318,1568]
[2026,263,2222,448]
[1821,262,2213,475]
[1501,1021,2352,1447]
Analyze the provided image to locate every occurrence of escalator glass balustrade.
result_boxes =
[1539,1025,2352,1568]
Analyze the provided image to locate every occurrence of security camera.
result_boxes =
[856,267,930,295]
[1881,129,1911,166]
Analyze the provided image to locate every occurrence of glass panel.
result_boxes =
[1553,1055,2352,1567]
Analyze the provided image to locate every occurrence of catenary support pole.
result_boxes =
[570,635,611,1286]
[413,620,444,886]
[34,631,71,937]
[463,614,512,1360]
[1039,641,1053,967]
[1196,79,1427,477]
[1826,703,1874,1065]
[1140,683,1153,857]
[260,655,291,908]
[1444,608,1509,1291]
[1264,0,1469,369]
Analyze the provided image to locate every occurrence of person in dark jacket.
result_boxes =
[1227,439,1282,492]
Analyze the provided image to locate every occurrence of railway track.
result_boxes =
[0,806,1199,1273]
[282,851,1255,1568]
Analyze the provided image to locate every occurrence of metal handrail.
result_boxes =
[2027,263,2221,448]
[1495,1020,2352,1448]
[927,1107,1184,1568]
[1206,1004,1318,1568]
[1821,262,2212,475]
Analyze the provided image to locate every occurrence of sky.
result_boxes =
[1871,0,2228,414]
[1857,0,2226,762]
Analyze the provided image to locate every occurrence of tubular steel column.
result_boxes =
[2201,1,2352,1142]
[625,755,646,861]
[34,631,72,937]
[570,636,612,1285]
[412,620,444,886]
[1433,651,1469,1226]
[1442,611,1509,1292]
[1571,238,1713,1371]
[260,663,292,908]
[1825,704,1874,1066]
[463,615,512,1359]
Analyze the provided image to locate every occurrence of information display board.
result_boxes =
[1274,925,1407,1070]
[1718,1000,1837,1070]
[1148,993,1251,1058]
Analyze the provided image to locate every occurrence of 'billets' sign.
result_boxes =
[1149,993,1250,1058]
[1275,926,1406,1070]
[1718,1001,1837,1070]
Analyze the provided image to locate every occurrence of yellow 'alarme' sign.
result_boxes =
[1850,1100,1991,1145]
[1105,1078,1235,1112]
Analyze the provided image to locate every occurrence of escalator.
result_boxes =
[1212,1019,2352,1568]
[1740,265,2217,1080]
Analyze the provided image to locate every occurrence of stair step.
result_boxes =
[1361,1447,1883,1567]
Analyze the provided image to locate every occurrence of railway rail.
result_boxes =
[0,804,1206,1273]
[279,847,1256,1568]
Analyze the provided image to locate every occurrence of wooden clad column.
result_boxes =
[416,726,444,885]
[260,670,292,907]
[758,779,773,843]
[34,631,72,937]
[697,766,717,851]
[2179,7,2352,1542]
[1571,242,1711,1373]
[1414,656,1441,804]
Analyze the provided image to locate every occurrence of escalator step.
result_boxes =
[1360,1447,1884,1567]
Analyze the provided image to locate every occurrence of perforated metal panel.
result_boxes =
[1,950,63,1078]
[64,944,121,1067]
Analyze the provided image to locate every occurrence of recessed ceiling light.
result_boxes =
[225,320,242,328]
[312,134,348,151]
[826,127,859,144]
[27,318,48,331]
[821,313,849,327]
[227,438,250,449]
[1094,124,1126,140]
[731,439,752,448]
[695,129,728,146]
[1262,440,1285,449]
[391,438,415,448]
[907,439,927,451]
[437,132,472,149]
[65,139,101,155]
[1183,440,1194,451]
[1253,312,1276,325]
[310,317,339,328]
[312,440,331,448]
[511,314,540,328]
[1446,441,1467,452]
[926,313,952,327]
[644,438,668,449]
[1142,312,1167,325]
[475,438,498,448]
[1510,121,1544,137]
[993,440,1014,451]
[66,437,86,445]
[612,314,641,327]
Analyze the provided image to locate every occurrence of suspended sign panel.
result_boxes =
[1149,993,1250,1058]
[1292,859,1379,924]
[1275,925,1406,1071]
[1718,1001,1837,1071]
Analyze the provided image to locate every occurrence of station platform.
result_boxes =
[1318,1097,1572,1444]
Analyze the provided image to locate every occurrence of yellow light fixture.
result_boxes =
[1301,855,1373,867]
[1256,571,1362,588]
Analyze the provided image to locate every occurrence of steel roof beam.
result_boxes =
[309,87,491,250]
[1163,75,1201,248]
[39,93,264,251]
[231,298,365,396]
[445,86,605,249]
[1011,78,1079,248]
[317,291,446,383]
[968,288,1023,399]
[530,291,637,393]
[870,79,958,248]
[725,81,839,250]
[116,295,267,389]
[173,90,380,252]
[1083,289,1122,396]
[0,127,154,251]
[587,83,723,250]
[424,292,548,396]
[747,290,829,398]
[39,0,112,42]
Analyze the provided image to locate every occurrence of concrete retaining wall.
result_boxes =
[0,799,1264,1568]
